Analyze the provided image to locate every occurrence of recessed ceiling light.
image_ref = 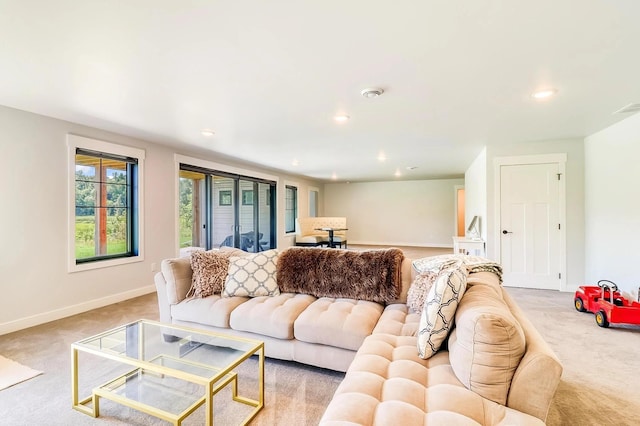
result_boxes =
[394,169,401,177]
[361,88,384,98]
[201,129,215,137]
[531,89,558,100]
[331,173,338,180]
[334,115,350,122]
[377,151,386,162]
[292,159,299,166]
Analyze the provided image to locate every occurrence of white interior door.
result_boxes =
[500,163,561,289]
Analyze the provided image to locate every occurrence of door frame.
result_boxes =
[493,153,567,291]
[453,184,465,237]
[308,186,320,217]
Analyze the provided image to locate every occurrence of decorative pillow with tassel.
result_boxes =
[417,264,468,359]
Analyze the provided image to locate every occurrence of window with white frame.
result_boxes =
[285,185,297,233]
[68,135,144,271]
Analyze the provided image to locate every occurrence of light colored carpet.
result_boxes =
[0,355,42,391]
[506,287,640,426]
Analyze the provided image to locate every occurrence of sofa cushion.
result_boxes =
[392,257,414,305]
[320,333,543,425]
[417,264,467,359]
[223,249,280,297]
[373,304,420,336]
[294,298,384,351]
[448,282,526,406]
[229,293,316,339]
[170,295,249,328]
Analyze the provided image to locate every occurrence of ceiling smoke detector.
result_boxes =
[361,88,384,98]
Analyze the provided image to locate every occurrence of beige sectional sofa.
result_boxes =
[154,248,562,425]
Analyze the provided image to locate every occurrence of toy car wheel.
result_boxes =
[595,310,609,328]
[574,297,586,312]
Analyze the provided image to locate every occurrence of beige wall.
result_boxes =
[323,179,464,247]
[0,105,322,334]
[464,147,487,241]
[585,112,640,299]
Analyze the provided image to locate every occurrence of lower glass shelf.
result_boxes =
[97,368,205,418]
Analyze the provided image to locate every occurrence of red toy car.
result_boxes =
[574,280,640,327]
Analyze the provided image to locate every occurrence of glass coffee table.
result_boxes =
[71,319,264,425]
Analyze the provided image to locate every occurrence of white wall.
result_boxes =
[0,105,322,334]
[484,138,585,290]
[464,147,487,240]
[585,112,640,299]
[324,179,464,247]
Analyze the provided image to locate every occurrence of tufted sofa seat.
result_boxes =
[320,334,543,425]
[319,271,562,425]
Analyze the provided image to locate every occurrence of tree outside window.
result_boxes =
[74,149,139,263]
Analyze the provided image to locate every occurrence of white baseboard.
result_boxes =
[349,240,453,248]
[0,285,156,336]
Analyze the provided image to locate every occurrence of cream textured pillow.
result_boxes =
[223,249,280,297]
[417,265,467,359]
[407,271,437,314]
[188,250,235,298]
[412,254,464,274]
[447,284,526,405]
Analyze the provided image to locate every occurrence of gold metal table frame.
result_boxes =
[71,319,264,425]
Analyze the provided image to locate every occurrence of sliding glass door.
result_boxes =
[179,169,206,250]
[212,175,236,249]
[179,165,275,253]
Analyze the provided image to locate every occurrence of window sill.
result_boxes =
[68,255,144,273]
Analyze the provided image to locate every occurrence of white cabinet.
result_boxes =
[452,237,486,256]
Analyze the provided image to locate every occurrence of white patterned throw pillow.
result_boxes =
[223,249,280,297]
[417,264,468,359]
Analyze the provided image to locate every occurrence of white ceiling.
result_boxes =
[1,1,639,182]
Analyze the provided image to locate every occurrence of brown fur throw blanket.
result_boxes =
[276,247,405,304]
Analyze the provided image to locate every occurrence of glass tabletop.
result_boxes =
[74,319,261,380]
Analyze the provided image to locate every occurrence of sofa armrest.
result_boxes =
[154,272,173,324]
[154,257,194,325]
[503,290,563,422]
[160,257,193,304]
